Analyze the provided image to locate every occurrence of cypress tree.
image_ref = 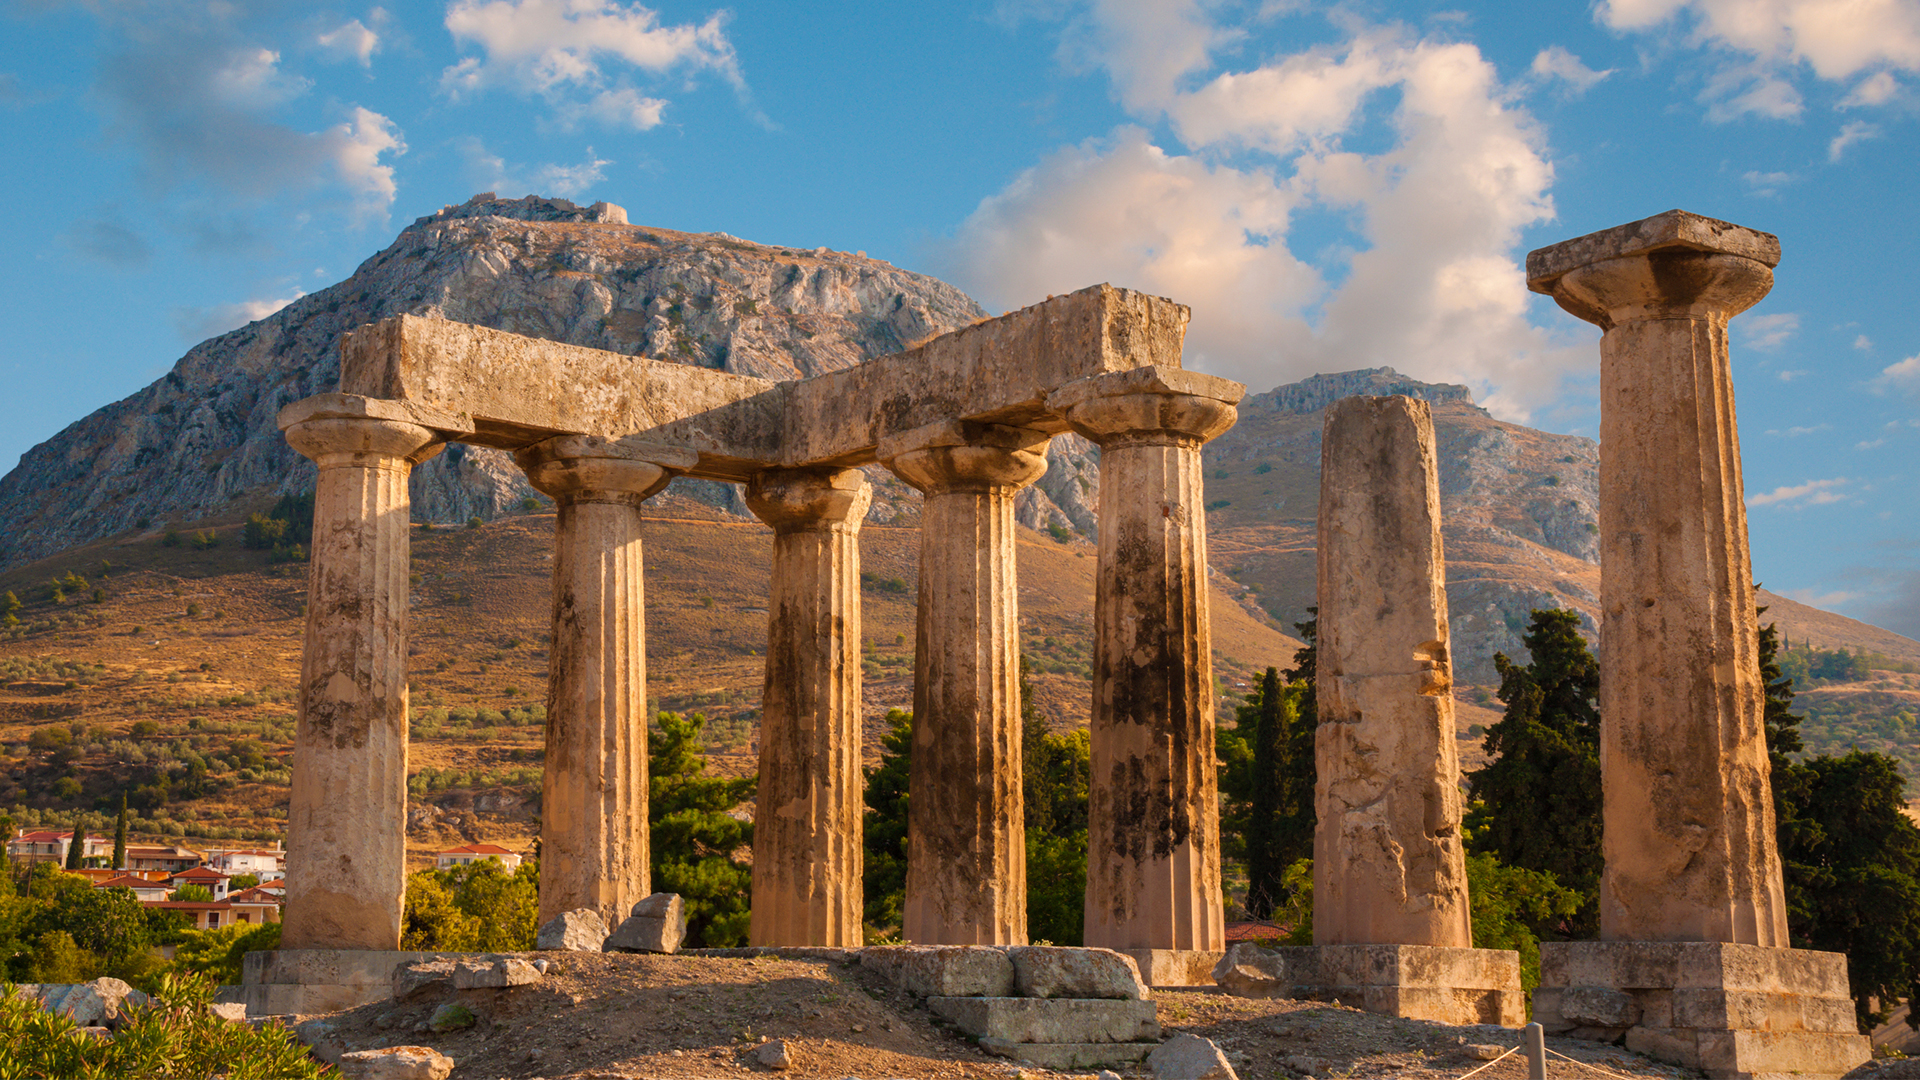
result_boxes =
[65,816,85,870]
[1466,608,1602,937]
[113,794,129,871]
[1244,667,1288,917]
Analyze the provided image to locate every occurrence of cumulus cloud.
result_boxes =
[318,15,383,67]
[90,8,406,222]
[59,217,151,267]
[172,290,305,343]
[1595,0,1920,119]
[938,11,1586,420]
[1873,354,1920,397]
[1530,46,1614,93]
[457,137,611,199]
[441,0,753,128]
[1827,120,1880,160]
[1737,311,1798,348]
[1854,334,1874,351]
[1763,423,1828,436]
[1747,477,1849,507]
[1741,169,1796,196]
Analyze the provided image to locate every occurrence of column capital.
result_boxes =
[1526,209,1778,330]
[515,435,698,506]
[1047,367,1242,449]
[878,420,1048,497]
[280,393,472,470]
[746,467,872,534]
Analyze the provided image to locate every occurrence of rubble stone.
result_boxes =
[537,909,608,952]
[13,978,150,1029]
[452,956,543,989]
[336,1045,455,1080]
[754,1038,793,1070]
[604,893,687,953]
[391,959,457,1000]
[1149,1032,1239,1080]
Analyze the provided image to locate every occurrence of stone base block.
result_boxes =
[977,1037,1157,1069]
[928,996,1159,1043]
[1536,942,1870,1080]
[1212,943,1524,1026]
[1118,949,1224,988]
[860,946,1016,997]
[241,950,448,1018]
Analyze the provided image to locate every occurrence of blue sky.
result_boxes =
[2,0,1917,636]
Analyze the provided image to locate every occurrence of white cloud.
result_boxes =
[1747,477,1849,507]
[441,0,748,128]
[939,14,1584,421]
[325,107,407,224]
[318,17,382,67]
[1777,369,1806,381]
[1853,334,1874,351]
[1763,423,1828,436]
[1828,120,1880,160]
[1783,587,1861,607]
[1530,46,1614,93]
[1873,353,1920,396]
[1740,168,1797,196]
[1737,311,1798,348]
[1857,437,1887,449]
[1596,0,1920,119]
[457,137,611,198]
[172,290,305,343]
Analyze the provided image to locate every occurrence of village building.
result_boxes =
[208,846,286,880]
[90,873,172,902]
[168,865,231,901]
[434,843,523,872]
[7,829,110,865]
[121,842,206,874]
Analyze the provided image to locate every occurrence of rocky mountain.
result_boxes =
[0,194,1098,570]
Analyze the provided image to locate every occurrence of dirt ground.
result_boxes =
[302,952,1728,1080]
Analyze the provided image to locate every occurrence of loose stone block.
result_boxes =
[279,399,445,952]
[1148,1032,1239,1080]
[246,949,447,1017]
[336,1045,455,1080]
[1007,945,1149,1000]
[1049,368,1243,960]
[537,908,608,952]
[747,467,871,947]
[1120,949,1226,989]
[860,945,1017,998]
[1528,210,1787,946]
[1315,395,1471,949]
[1211,942,1524,1026]
[927,996,1160,1043]
[604,892,687,953]
[881,421,1049,946]
[392,959,457,1000]
[452,956,543,989]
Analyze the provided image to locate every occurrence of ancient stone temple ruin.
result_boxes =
[261,285,1243,1007]
[1525,210,1869,1078]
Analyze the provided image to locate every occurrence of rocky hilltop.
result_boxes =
[0,194,1097,570]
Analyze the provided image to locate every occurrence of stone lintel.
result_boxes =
[1526,209,1780,293]
[332,284,1186,480]
[521,434,699,472]
[875,419,1052,462]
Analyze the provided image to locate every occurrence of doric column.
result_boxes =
[1049,367,1242,967]
[1527,210,1788,945]
[1314,395,1472,948]
[516,435,695,931]
[278,395,448,951]
[879,420,1049,946]
[745,467,872,946]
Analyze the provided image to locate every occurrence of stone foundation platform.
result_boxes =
[1119,949,1224,988]
[1535,942,1869,1080]
[242,949,448,1017]
[1212,942,1524,1026]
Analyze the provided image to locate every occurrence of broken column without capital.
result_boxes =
[1525,209,1868,1078]
[1215,394,1522,1025]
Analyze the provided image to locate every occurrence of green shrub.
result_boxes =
[190,530,218,550]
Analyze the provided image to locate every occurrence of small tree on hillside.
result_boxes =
[112,796,127,871]
[862,709,913,936]
[648,711,755,947]
[1466,608,1602,937]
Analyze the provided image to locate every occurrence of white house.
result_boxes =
[7,829,110,865]
[434,843,523,872]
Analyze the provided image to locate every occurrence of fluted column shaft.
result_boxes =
[881,421,1049,945]
[746,467,872,946]
[1530,214,1788,945]
[1052,368,1242,955]
[517,436,691,931]
[280,407,442,951]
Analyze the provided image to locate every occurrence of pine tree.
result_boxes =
[1466,608,1602,937]
[646,711,755,947]
[862,708,913,935]
[113,794,128,871]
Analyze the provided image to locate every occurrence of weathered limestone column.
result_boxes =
[1525,210,1866,1078]
[744,467,872,947]
[516,435,696,931]
[1050,367,1241,987]
[278,395,447,951]
[879,420,1049,946]
[1315,395,1472,949]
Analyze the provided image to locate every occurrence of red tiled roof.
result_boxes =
[170,866,230,881]
[1223,921,1297,943]
[12,831,107,843]
[95,874,166,890]
[439,844,516,856]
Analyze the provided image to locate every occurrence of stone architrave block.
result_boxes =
[537,908,607,952]
[336,1045,456,1080]
[1148,1032,1240,1080]
[391,959,457,1000]
[452,956,543,989]
[1008,946,1150,1000]
[979,1038,1158,1070]
[860,945,1016,998]
[604,893,687,954]
[927,997,1160,1043]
